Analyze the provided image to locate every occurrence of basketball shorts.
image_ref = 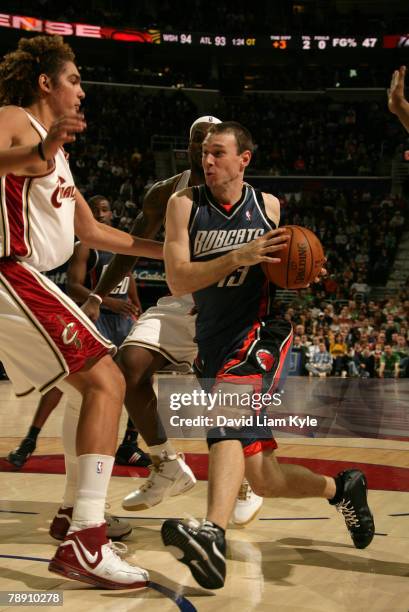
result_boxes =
[96,310,134,348]
[120,294,197,372]
[0,259,115,396]
[195,317,293,456]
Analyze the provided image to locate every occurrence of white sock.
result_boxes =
[61,399,80,508]
[148,441,177,462]
[69,454,114,532]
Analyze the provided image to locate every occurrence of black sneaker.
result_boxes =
[330,469,375,549]
[7,438,36,469]
[161,518,226,589]
[115,443,151,467]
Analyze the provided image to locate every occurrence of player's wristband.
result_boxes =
[88,292,103,304]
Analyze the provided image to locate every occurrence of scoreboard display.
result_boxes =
[0,13,407,51]
[161,32,383,50]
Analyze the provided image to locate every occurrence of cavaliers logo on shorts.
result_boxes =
[57,315,82,350]
[255,349,275,372]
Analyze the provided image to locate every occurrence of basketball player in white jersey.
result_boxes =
[83,117,263,524]
[0,35,163,589]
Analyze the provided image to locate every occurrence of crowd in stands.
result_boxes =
[279,189,406,287]
[68,85,407,220]
[278,289,409,378]
[218,94,403,176]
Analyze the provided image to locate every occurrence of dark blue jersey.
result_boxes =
[189,184,276,349]
[45,262,69,292]
[86,248,130,312]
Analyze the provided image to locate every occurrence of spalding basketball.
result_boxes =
[261,225,325,289]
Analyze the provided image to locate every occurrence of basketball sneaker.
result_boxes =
[231,479,263,526]
[49,506,132,541]
[115,443,151,468]
[122,454,196,511]
[161,517,226,589]
[330,469,375,549]
[7,437,36,468]
[49,523,148,589]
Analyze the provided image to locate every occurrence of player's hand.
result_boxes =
[82,296,101,322]
[42,113,87,159]
[388,66,406,114]
[235,228,289,267]
[103,297,140,317]
[311,258,328,284]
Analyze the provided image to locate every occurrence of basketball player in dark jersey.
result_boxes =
[160,121,375,589]
[82,117,261,522]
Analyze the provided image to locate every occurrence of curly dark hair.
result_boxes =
[0,35,75,107]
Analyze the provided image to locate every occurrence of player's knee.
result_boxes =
[117,346,152,388]
[85,357,125,404]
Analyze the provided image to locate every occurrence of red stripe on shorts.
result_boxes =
[266,330,293,394]
[5,175,29,257]
[0,259,111,375]
[243,438,277,457]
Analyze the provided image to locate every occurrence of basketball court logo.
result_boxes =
[255,349,275,372]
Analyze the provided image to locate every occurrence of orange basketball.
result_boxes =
[261,225,325,289]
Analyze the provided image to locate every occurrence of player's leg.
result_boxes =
[161,435,243,590]
[118,344,196,510]
[7,386,63,468]
[0,261,148,588]
[49,391,132,542]
[115,416,151,467]
[95,313,150,467]
[118,345,169,447]
[245,448,375,549]
[49,355,149,588]
[161,377,254,591]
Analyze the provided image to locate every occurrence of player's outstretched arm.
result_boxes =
[388,66,409,132]
[74,190,163,260]
[164,191,289,296]
[0,107,86,177]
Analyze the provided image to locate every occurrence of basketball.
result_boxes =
[261,225,325,289]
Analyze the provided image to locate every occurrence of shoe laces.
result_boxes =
[140,453,183,491]
[183,515,220,538]
[336,499,360,528]
[108,541,128,558]
[237,479,252,501]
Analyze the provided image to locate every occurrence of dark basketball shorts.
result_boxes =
[194,318,293,456]
[96,311,135,348]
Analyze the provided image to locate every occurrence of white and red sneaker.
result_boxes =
[49,507,132,541]
[48,524,149,589]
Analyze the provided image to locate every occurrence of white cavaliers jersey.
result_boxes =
[0,109,76,272]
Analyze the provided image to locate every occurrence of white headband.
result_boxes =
[189,115,222,138]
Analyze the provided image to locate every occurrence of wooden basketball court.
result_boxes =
[0,378,408,612]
